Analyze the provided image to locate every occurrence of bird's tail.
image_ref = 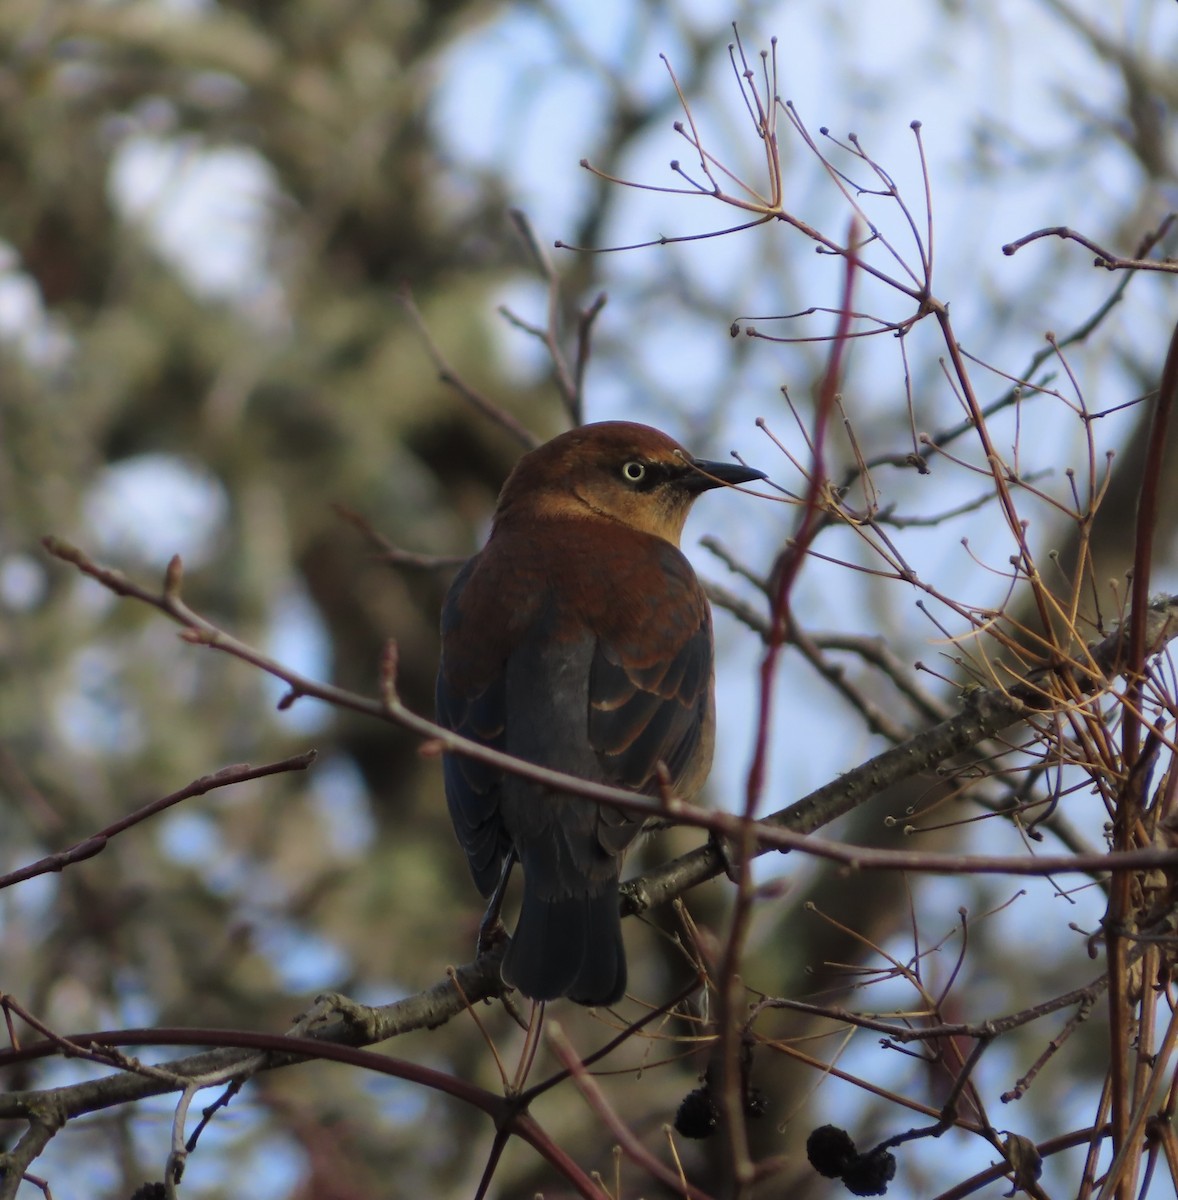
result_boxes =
[502,881,626,1007]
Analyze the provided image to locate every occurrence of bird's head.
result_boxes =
[494,421,765,545]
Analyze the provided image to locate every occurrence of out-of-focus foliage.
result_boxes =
[1,1,1176,1197]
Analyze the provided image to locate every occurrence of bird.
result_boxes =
[435,421,764,1005]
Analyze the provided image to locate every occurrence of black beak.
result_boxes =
[686,457,767,493]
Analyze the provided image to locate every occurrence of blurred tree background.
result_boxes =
[1,1,1176,1197]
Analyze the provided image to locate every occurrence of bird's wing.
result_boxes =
[440,532,714,872]
[587,541,714,850]
[436,555,514,896]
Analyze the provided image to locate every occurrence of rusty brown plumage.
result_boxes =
[436,421,764,1004]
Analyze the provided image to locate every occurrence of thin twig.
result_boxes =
[397,285,538,448]
[0,754,316,892]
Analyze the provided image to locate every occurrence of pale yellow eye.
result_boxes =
[621,461,646,483]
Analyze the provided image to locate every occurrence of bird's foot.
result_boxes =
[709,831,744,884]
[477,915,510,958]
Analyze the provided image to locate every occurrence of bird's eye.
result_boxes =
[621,461,647,483]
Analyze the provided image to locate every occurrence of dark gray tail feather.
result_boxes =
[502,883,626,1006]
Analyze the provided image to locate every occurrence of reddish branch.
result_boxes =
[1102,316,1178,1195]
[1003,222,1178,274]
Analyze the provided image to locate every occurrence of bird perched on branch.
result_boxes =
[436,421,764,1005]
